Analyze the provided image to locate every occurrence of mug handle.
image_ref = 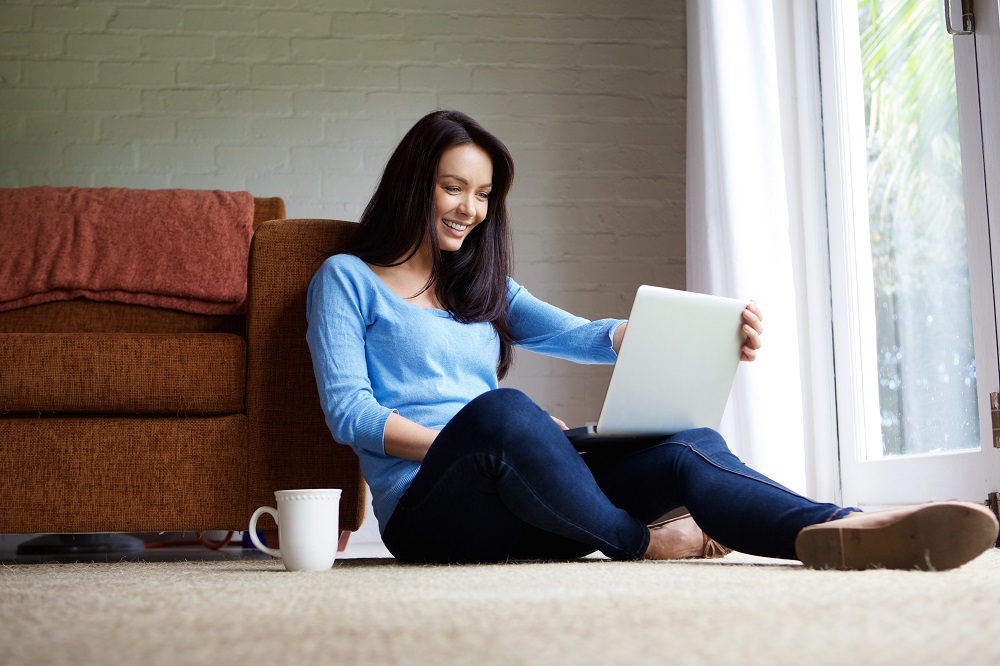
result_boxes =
[248,506,282,559]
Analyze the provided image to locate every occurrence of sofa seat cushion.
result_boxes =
[0,333,246,415]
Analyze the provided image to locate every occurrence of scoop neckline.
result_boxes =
[357,258,452,317]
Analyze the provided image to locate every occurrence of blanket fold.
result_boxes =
[0,187,256,315]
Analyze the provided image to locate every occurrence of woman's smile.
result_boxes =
[442,218,470,233]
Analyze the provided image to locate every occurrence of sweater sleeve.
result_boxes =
[305,256,394,455]
[507,278,624,365]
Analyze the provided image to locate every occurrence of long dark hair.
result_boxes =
[350,110,516,379]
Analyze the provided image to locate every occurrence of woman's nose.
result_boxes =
[456,195,475,217]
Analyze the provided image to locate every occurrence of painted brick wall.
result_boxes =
[0,0,685,435]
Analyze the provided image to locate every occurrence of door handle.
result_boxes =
[945,0,974,34]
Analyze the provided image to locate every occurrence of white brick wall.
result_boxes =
[0,0,686,433]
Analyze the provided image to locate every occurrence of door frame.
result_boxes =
[971,0,1000,491]
[817,0,1000,508]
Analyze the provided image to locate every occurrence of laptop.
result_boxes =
[564,285,748,451]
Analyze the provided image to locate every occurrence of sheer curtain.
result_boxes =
[686,0,839,500]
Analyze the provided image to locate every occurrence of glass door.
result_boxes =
[819,0,1000,508]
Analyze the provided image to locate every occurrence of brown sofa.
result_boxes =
[0,201,366,539]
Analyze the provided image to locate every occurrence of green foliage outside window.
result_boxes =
[858,0,978,455]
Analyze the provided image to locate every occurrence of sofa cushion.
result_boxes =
[0,333,246,415]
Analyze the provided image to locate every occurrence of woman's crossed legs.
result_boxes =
[382,389,850,563]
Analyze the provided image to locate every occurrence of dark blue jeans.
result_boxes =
[382,389,854,563]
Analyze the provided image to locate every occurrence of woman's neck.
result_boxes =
[367,238,442,309]
[401,238,434,277]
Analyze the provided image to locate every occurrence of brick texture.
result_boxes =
[0,0,686,434]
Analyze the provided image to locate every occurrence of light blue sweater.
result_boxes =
[305,253,624,534]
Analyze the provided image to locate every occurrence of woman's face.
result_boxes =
[432,143,493,252]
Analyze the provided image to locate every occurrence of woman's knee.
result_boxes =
[453,389,564,451]
[672,427,731,455]
[462,388,541,427]
[469,387,534,409]
[432,389,579,467]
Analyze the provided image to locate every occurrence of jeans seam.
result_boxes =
[668,437,824,506]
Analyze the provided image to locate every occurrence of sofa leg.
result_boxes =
[338,530,351,552]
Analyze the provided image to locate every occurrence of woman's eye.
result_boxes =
[477,192,490,200]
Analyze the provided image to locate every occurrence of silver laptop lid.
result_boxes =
[596,285,747,436]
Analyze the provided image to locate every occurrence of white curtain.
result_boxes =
[686,0,839,500]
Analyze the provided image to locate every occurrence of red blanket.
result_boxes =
[0,187,255,315]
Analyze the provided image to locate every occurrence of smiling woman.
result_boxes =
[302,109,997,571]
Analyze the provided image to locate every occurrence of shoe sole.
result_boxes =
[795,502,999,571]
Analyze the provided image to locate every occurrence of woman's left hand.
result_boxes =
[740,301,764,362]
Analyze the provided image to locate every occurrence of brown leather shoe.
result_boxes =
[795,501,998,571]
[701,533,733,559]
[649,513,732,559]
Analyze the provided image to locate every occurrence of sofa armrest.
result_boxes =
[245,219,365,531]
[252,197,285,230]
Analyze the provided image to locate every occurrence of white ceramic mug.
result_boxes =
[248,489,342,572]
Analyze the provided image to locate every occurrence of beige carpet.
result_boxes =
[3,549,1000,666]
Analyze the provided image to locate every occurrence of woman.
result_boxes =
[306,110,998,569]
